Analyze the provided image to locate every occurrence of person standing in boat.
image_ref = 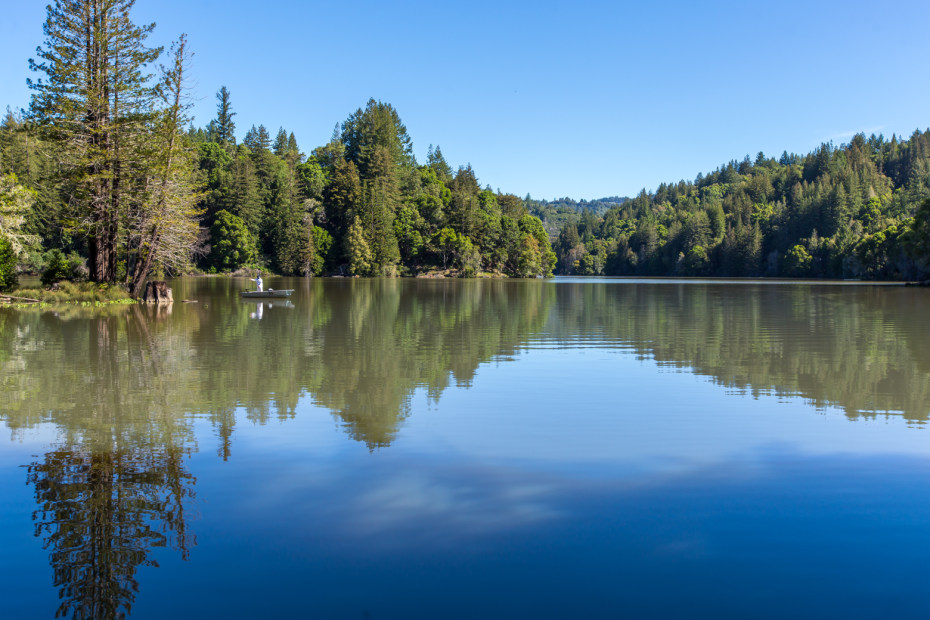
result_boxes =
[252,273,263,292]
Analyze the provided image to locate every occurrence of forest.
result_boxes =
[1,1,929,294]
[0,1,555,294]
[551,133,930,279]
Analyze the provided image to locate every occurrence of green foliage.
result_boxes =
[28,1,162,283]
[40,249,82,286]
[308,226,334,276]
[296,160,326,200]
[13,281,133,303]
[9,0,930,286]
[433,227,458,270]
[518,214,557,276]
[783,244,812,276]
[681,245,710,275]
[454,234,481,277]
[346,216,373,276]
[553,131,930,280]
[341,99,414,177]
[0,173,39,254]
[207,86,236,147]
[394,205,425,265]
[0,238,16,291]
[906,197,930,272]
[199,142,234,222]
[210,210,255,270]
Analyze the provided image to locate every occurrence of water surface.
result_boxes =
[1,277,929,618]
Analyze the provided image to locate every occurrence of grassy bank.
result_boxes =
[2,281,135,305]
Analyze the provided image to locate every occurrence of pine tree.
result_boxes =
[345,216,372,275]
[341,99,414,177]
[449,165,480,237]
[232,150,263,238]
[427,145,453,184]
[212,86,236,147]
[361,146,400,275]
[273,127,288,157]
[28,0,162,282]
[323,157,361,241]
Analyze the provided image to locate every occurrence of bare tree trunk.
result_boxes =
[130,37,188,298]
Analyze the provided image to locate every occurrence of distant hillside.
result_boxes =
[528,196,627,237]
[551,131,930,280]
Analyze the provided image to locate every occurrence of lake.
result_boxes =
[1,277,929,619]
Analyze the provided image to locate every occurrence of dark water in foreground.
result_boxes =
[1,277,929,618]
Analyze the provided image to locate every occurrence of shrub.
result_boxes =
[0,238,16,291]
[210,210,256,271]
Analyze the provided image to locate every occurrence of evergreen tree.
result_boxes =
[198,142,234,224]
[232,149,263,238]
[449,165,480,237]
[361,146,401,275]
[273,127,289,157]
[243,125,271,154]
[28,0,162,282]
[323,157,361,242]
[426,144,453,184]
[341,99,414,177]
[0,237,17,291]
[287,132,299,154]
[345,216,372,275]
[210,86,236,148]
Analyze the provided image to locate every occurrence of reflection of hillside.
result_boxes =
[185,279,554,448]
[547,283,930,422]
[2,280,928,445]
[0,305,202,444]
[303,279,553,447]
[0,279,554,452]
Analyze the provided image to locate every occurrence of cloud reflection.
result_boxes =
[348,467,565,538]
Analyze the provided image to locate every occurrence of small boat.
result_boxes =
[240,289,294,299]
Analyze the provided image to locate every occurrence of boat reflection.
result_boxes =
[245,299,294,319]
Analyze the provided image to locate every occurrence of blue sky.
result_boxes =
[2,0,928,200]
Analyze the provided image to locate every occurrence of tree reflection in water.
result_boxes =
[27,446,194,619]
[3,303,198,619]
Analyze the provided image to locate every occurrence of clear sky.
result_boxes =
[2,0,928,200]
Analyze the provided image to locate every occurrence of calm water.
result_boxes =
[1,277,929,619]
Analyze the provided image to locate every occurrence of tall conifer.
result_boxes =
[28,0,161,282]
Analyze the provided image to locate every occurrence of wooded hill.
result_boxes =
[1,2,929,289]
[1,92,557,286]
[184,95,556,279]
[0,2,555,293]
[527,196,625,238]
[553,133,930,279]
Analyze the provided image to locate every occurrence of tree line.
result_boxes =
[551,135,930,279]
[188,95,555,279]
[3,1,929,292]
[0,1,555,294]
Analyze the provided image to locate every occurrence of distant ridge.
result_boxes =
[528,196,628,236]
